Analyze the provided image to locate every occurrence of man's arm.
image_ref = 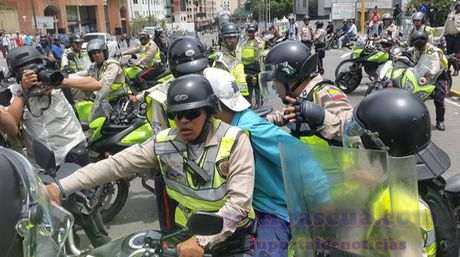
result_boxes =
[59,139,158,195]
[196,133,254,248]
[62,76,101,92]
[122,45,142,56]
[94,63,123,103]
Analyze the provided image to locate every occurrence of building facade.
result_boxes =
[295,0,395,19]
[126,0,167,20]
[0,0,129,34]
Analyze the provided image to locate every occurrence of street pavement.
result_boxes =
[1,44,460,249]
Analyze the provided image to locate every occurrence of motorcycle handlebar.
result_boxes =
[162,247,212,257]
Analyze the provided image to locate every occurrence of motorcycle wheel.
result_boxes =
[421,186,458,257]
[335,60,363,94]
[100,179,130,223]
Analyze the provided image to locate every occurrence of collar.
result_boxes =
[231,109,247,125]
[300,74,324,98]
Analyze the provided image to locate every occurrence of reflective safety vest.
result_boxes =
[140,40,161,68]
[369,187,436,257]
[240,39,260,65]
[145,75,176,130]
[212,51,249,96]
[154,119,255,227]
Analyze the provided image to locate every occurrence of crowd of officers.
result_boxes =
[0,7,456,257]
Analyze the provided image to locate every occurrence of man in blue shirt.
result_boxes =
[204,67,329,257]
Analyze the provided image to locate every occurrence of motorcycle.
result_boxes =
[32,139,110,247]
[280,138,459,257]
[325,31,340,50]
[85,96,153,223]
[335,37,391,94]
[31,141,224,257]
[120,54,173,94]
[367,47,451,101]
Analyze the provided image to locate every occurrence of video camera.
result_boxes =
[20,62,64,87]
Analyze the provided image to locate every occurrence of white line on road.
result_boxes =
[446,98,460,108]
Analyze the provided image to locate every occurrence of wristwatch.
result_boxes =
[196,236,208,250]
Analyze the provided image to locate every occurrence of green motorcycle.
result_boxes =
[335,38,392,94]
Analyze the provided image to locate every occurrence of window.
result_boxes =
[303,0,306,8]
[133,0,138,3]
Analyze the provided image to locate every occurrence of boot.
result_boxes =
[78,212,111,247]
[436,121,446,131]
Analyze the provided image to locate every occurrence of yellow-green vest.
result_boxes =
[139,41,161,68]
[212,52,249,96]
[154,119,255,227]
[145,75,176,129]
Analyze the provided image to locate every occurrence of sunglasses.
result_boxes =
[170,109,203,120]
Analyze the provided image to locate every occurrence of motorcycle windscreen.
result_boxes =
[280,138,423,257]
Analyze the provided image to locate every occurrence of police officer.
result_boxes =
[343,88,457,257]
[263,40,352,144]
[300,15,314,49]
[443,0,460,76]
[287,14,298,40]
[61,34,88,74]
[61,34,91,103]
[410,12,434,44]
[47,74,256,257]
[410,31,449,131]
[79,39,128,119]
[381,13,399,43]
[238,23,265,107]
[313,21,327,75]
[122,32,160,68]
[1,46,109,246]
[132,36,210,233]
[212,22,249,99]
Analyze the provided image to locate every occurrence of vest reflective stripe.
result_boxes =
[154,120,254,227]
[147,84,176,128]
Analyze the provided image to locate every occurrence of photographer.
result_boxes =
[2,46,100,163]
[0,46,109,246]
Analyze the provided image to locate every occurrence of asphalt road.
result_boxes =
[2,43,460,250]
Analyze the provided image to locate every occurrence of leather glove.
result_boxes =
[296,100,325,130]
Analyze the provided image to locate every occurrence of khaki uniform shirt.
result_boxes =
[84,59,125,115]
[412,43,444,83]
[60,123,255,247]
[301,75,353,141]
[444,11,460,35]
[300,24,314,42]
[410,25,433,44]
[384,23,400,42]
[123,40,159,66]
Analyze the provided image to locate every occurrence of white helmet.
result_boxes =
[203,67,250,112]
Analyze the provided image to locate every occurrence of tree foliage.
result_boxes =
[406,0,453,26]
[130,16,158,33]
[245,0,292,21]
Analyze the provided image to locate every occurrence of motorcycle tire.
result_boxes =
[335,70,362,94]
[100,179,130,223]
[421,186,458,257]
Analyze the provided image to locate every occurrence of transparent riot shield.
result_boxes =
[280,137,423,257]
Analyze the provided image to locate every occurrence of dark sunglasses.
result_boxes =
[169,109,203,120]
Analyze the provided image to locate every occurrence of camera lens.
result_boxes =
[38,69,64,86]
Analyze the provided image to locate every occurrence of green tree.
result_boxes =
[407,0,453,27]
[130,16,158,33]
[247,0,292,21]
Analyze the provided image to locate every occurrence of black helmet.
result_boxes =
[168,36,209,77]
[6,46,46,78]
[264,40,317,85]
[246,24,257,33]
[315,21,324,27]
[167,74,217,113]
[410,31,428,48]
[138,31,150,43]
[303,15,310,21]
[87,39,108,62]
[382,13,393,21]
[354,88,430,157]
[220,22,240,38]
[69,34,84,44]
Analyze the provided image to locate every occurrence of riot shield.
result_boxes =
[280,137,423,257]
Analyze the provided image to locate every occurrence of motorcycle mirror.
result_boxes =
[32,139,57,174]
[186,212,223,235]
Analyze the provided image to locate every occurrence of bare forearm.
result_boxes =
[62,77,101,92]
[0,108,19,136]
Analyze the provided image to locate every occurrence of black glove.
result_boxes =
[296,100,325,129]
